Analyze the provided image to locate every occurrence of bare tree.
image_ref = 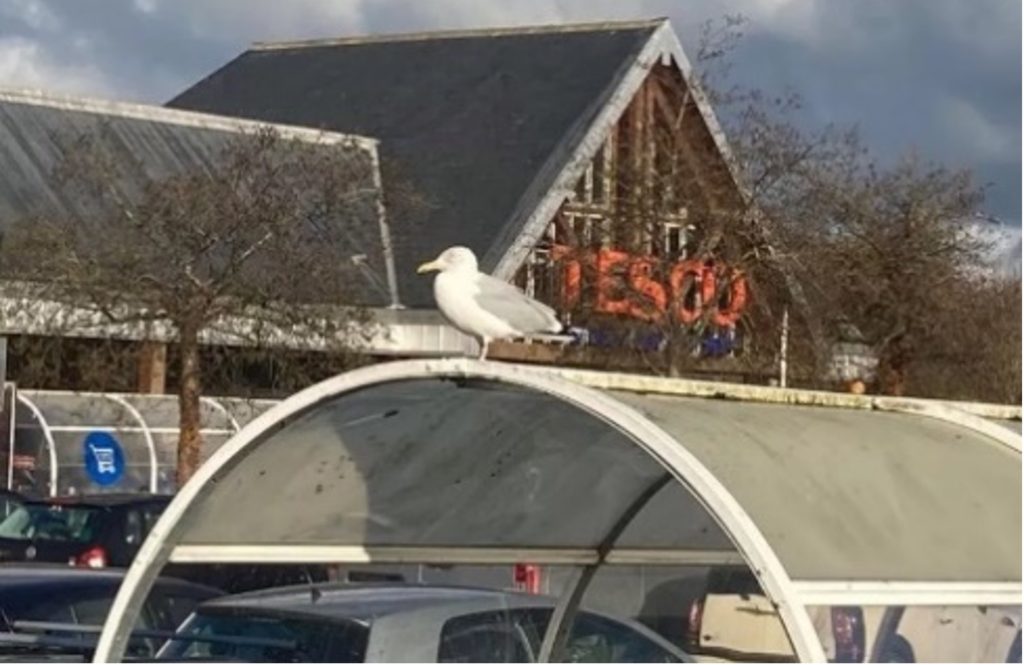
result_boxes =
[535,15,1017,402]
[697,15,1013,398]
[777,153,983,394]
[912,273,1021,403]
[1,127,380,483]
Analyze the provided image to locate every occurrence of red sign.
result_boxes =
[513,563,542,594]
[551,245,748,327]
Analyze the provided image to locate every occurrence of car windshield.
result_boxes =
[0,503,104,542]
[0,493,22,521]
[157,609,368,662]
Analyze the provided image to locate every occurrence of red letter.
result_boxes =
[669,260,707,325]
[595,249,632,316]
[626,258,667,321]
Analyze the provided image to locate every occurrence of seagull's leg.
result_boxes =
[478,338,489,361]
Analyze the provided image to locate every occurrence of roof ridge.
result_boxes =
[0,87,377,148]
[251,17,667,51]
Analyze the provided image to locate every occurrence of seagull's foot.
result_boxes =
[477,339,489,361]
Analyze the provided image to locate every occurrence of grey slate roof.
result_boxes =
[168,20,662,306]
[0,90,390,305]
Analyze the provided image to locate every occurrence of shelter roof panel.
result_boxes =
[612,391,1022,582]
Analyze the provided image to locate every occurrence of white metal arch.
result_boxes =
[103,394,159,493]
[95,358,827,662]
[15,393,58,497]
[200,396,241,433]
[871,396,1022,453]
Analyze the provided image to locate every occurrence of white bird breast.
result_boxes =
[433,272,520,339]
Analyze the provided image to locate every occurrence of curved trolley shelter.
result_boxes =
[96,359,1022,662]
[13,390,273,495]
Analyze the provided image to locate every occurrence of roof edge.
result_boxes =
[545,364,1023,424]
[0,87,378,149]
[251,17,667,51]
[487,19,667,277]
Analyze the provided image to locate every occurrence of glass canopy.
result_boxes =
[93,359,1021,662]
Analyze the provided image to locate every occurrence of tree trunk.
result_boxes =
[666,334,682,378]
[878,344,908,397]
[176,324,203,487]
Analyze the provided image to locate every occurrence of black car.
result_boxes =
[0,564,221,660]
[0,493,170,568]
[0,492,333,595]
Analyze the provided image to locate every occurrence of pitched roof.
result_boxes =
[167,19,664,306]
[0,89,393,305]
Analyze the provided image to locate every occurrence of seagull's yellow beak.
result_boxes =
[417,259,442,274]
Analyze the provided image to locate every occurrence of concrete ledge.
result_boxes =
[544,365,1021,421]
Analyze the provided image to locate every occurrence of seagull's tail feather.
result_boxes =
[528,324,588,347]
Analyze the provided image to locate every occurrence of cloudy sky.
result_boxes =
[1,0,1020,229]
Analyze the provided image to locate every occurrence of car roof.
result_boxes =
[200,583,693,662]
[203,583,556,623]
[31,493,172,508]
[0,563,220,596]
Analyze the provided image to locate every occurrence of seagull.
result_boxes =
[417,246,562,360]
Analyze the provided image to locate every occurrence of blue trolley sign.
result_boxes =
[83,431,126,487]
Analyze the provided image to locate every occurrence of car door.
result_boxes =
[436,608,688,663]
[437,610,536,662]
[560,612,689,663]
[696,567,793,659]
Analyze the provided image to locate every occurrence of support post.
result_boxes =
[537,474,672,662]
[136,342,167,394]
[3,383,13,491]
[0,336,9,490]
[0,336,7,388]
[779,308,789,388]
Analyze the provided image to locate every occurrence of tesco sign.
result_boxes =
[551,245,748,327]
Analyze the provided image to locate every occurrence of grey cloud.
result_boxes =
[0,0,1019,224]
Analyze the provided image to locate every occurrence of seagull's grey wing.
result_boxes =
[472,273,561,334]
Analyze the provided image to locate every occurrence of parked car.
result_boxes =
[0,493,329,594]
[0,493,171,568]
[870,604,1022,663]
[0,490,23,521]
[684,566,795,661]
[157,583,694,662]
[686,566,1022,663]
[0,563,221,660]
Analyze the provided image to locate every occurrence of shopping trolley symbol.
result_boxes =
[83,431,125,487]
[89,444,118,474]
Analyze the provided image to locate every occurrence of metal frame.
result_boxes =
[5,383,15,490]
[15,393,58,496]
[167,545,744,566]
[199,396,241,433]
[549,365,1023,423]
[10,389,255,495]
[15,424,235,436]
[537,474,673,662]
[791,581,1023,607]
[0,88,379,151]
[95,358,827,662]
[103,395,158,493]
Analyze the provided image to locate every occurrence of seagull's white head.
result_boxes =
[417,246,478,275]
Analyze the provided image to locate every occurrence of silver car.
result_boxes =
[157,583,693,662]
